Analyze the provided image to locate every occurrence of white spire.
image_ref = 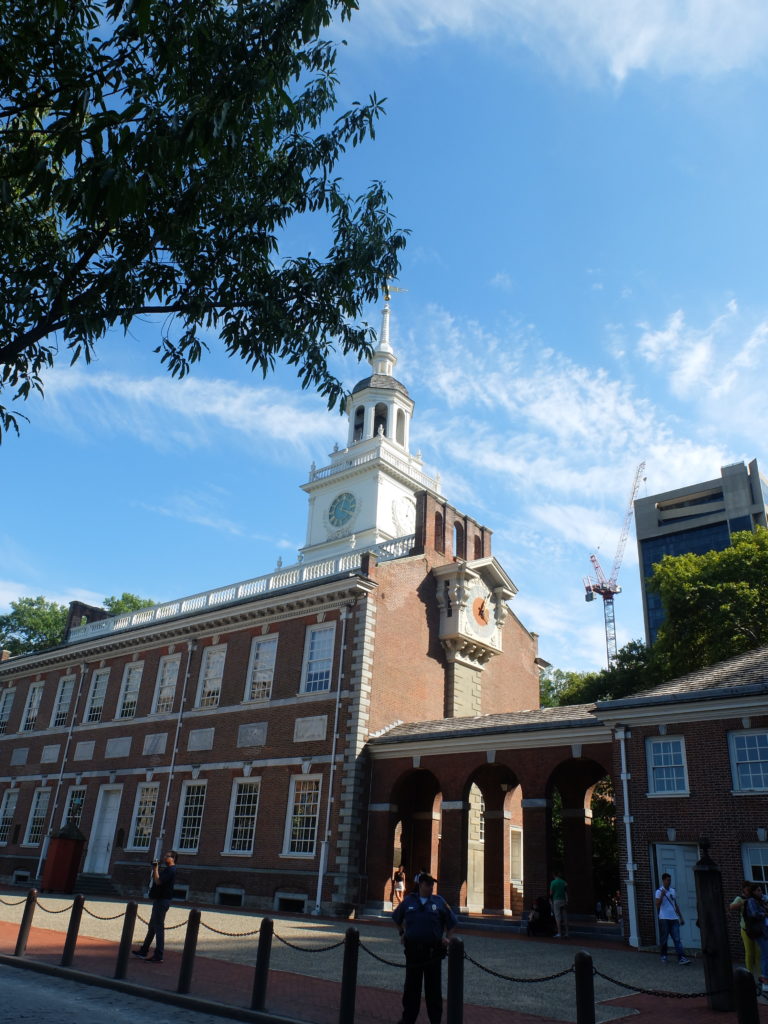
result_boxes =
[371,295,397,377]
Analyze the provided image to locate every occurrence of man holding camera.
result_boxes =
[132,850,177,963]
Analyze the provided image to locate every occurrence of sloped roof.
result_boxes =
[368,703,599,746]
[597,644,768,711]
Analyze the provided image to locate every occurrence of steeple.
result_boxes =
[371,295,397,377]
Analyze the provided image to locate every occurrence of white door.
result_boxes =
[83,785,122,874]
[654,843,700,950]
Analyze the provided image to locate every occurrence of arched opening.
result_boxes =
[474,535,483,559]
[390,768,442,884]
[548,757,614,916]
[373,402,388,437]
[353,405,365,442]
[396,408,406,445]
[453,521,465,559]
[434,512,445,554]
[463,764,522,916]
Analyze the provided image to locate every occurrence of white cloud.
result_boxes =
[0,580,104,614]
[41,368,338,455]
[344,0,768,81]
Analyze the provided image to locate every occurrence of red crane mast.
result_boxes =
[584,461,646,667]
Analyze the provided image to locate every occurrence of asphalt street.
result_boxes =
[0,964,235,1024]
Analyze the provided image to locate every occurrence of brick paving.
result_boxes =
[0,895,765,1024]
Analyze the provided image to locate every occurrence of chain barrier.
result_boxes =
[135,910,187,930]
[464,949,574,984]
[592,966,720,1000]
[272,929,345,953]
[0,895,27,907]
[36,899,75,915]
[83,905,128,921]
[199,918,261,938]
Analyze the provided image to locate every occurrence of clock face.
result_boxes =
[465,579,497,639]
[328,491,357,528]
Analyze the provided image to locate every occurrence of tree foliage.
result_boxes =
[539,640,661,707]
[649,527,768,678]
[0,591,153,654]
[103,592,154,615]
[0,0,407,436]
[0,595,68,654]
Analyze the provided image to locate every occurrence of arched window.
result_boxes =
[353,405,365,442]
[396,409,406,445]
[474,535,483,560]
[453,521,465,559]
[434,511,445,554]
[374,403,388,437]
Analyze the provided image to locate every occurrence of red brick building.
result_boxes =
[0,304,544,914]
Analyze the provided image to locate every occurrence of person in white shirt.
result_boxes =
[655,872,690,965]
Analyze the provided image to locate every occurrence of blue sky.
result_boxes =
[3,0,768,673]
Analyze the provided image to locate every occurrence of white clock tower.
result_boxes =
[299,298,443,561]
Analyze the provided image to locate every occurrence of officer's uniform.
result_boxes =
[392,881,458,1024]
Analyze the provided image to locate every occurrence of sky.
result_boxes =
[3,0,768,674]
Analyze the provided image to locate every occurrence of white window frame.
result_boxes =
[174,780,207,853]
[61,785,87,830]
[0,789,18,844]
[645,736,689,796]
[23,787,51,846]
[195,645,227,709]
[117,662,144,719]
[282,774,322,857]
[729,730,768,792]
[244,635,278,703]
[152,654,181,714]
[742,843,768,885]
[0,688,15,734]
[127,782,160,851]
[299,623,335,694]
[85,668,110,723]
[21,682,44,732]
[224,778,261,855]
[51,675,76,729]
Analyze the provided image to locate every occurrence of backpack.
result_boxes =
[744,898,766,940]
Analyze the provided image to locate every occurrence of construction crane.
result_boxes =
[584,461,646,667]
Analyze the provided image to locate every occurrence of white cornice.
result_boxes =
[0,580,375,677]
[598,692,768,728]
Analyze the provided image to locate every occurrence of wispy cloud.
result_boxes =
[41,369,339,456]
[136,493,297,549]
[346,0,768,81]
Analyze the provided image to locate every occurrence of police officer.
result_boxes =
[392,871,458,1024]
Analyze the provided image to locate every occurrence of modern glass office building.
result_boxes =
[634,459,768,643]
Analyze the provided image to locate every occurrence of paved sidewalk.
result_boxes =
[0,893,763,1024]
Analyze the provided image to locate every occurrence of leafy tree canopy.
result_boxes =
[540,639,661,708]
[0,591,154,654]
[649,527,768,678]
[0,595,68,654]
[0,0,406,437]
[103,592,154,615]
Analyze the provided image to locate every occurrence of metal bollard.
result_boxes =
[338,926,359,1024]
[574,950,595,1024]
[61,893,85,967]
[115,900,138,980]
[734,966,760,1024]
[446,937,464,1024]
[177,908,201,995]
[251,917,273,1011]
[14,889,38,957]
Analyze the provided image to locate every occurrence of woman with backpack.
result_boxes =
[743,883,768,994]
[730,880,761,979]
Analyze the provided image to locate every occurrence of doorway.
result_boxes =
[83,785,122,874]
[654,843,700,950]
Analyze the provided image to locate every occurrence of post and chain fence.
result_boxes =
[0,889,758,1024]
